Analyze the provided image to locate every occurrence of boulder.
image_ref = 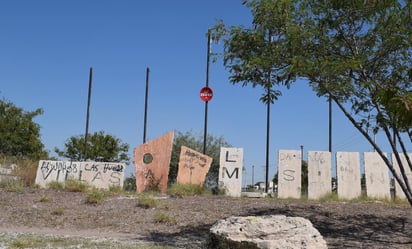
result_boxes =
[208,215,327,249]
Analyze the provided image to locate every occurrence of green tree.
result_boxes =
[0,98,48,159]
[169,130,231,188]
[55,131,130,164]
[216,0,412,205]
[211,0,297,190]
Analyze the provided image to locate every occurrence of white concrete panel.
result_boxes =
[277,150,301,199]
[219,147,243,197]
[35,160,81,187]
[35,160,125,189]
[307,151,332,200]
[336,152,361,199]
[364,152,390,199]
[392,153,412,199]
[78,162,125,189]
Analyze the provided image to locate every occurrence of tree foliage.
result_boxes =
[0,98,48,159]
[215,0,412,205]
[169,130,231,188]
[212,0,297,103]
[54,131,130,164]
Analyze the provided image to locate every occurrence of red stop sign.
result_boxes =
[200,86,213,102]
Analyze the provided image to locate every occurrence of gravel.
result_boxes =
[0,188,411,248]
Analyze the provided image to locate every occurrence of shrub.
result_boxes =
[85,188,107,204]
[38,194,52,202]
[0,178,24,192]
[51,207,64,215]
[64,179,89,192]
[108,185,123,195]
[123,174,136,192]
[47,181,64,191]
[11,159,38,186]
[153,210,176,224]
[166,184,204,197]
[137,194,158,209]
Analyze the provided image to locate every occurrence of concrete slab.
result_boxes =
[308,151,332,200]
[364,152,390,199]
[219,147,243,197]
[177,146,212,186]
[277,150,301,199]
[134,131,174,193]
[336,152,361,200]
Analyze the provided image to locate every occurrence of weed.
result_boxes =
[51,206,64,215]
[3,233,175,249]
[317,193,340,202]
[0,178,24,192]
[64,179,89,192]
[166,184,204,197]
[47,181,64,191]
[108,185,123,195]
[85,188,107,204]
[11,159,38,186]
[38,194,52,202]
[153,210,176,224]
[137,193,158,209]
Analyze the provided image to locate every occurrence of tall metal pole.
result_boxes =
[203,31,211,155]
[143,67,150,144]
[84,67,93,161]
[328,93,332,153]
[252,165,255,186]
[265,85,270,193]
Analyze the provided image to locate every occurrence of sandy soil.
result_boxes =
[0,188,411,248]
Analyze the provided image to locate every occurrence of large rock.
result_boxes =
[208,215,327,249]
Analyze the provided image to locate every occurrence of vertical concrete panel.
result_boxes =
[35,160,81,187]
[218,147,243,197]
[79,162,125,189]
[134,131,174,193]
[392,153,412,199]
[177,146,213,186]
[307,151,332,200]
[336,152,361,200]
[35,161,125,189]
[277,150,301,199]
[364,152,390,199]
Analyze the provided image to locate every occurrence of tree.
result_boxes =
[55,131,130,164]
[216,0,412,205]
[0,98,48,159]
[290,0,412,205]
[169,130,231,188]
[211,0,297,191]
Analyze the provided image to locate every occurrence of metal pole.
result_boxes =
[143,67,150,144]
[328,93,332,153]
[265,85,270,193]
[84,67,93,161]
[203,31,211,155]
[300,145,304,162]
[252,165,254,187]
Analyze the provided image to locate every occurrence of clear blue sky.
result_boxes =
[1,0,396,184]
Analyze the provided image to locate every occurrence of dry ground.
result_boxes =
[0,188,411,248]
